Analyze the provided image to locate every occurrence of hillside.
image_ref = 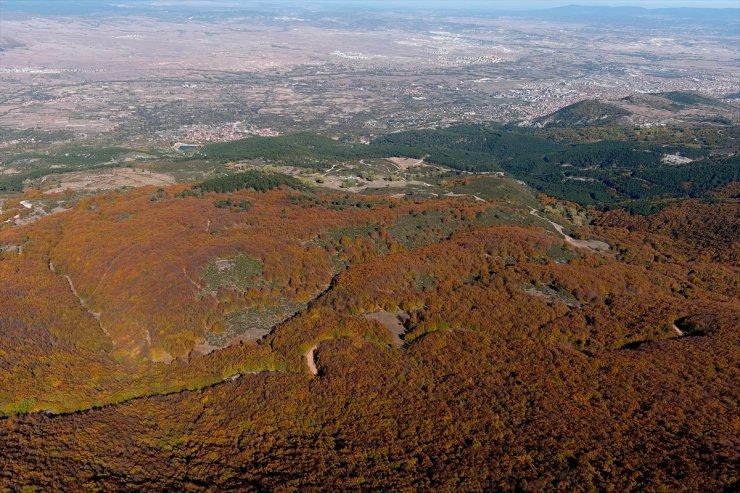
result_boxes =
[623,91,730,111]
[532,91,739,129]
[0,187,737,490]
[175,125,740,211]
[0,86,737,491]
[0,130,737,488]
[1,0,739,488]
[0,173,552,414]
[531,100,632,128]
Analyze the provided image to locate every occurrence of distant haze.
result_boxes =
[411,0,740,8]
[1,0,740,11]
[345,0,740,7]
[270,0,740,9]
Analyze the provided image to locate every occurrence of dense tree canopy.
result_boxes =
[0,179,737,490]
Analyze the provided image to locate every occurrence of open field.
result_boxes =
[41,167,175,194]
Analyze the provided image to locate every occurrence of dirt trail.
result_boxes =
[50,259,109,337]
[89,242,140,298]
[321,163,340,176]
[529,208,609,252]
[442,191,487,203]
[306,343,320,376]
[182,266,203,291]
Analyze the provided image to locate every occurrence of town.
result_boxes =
[0,8,737,149]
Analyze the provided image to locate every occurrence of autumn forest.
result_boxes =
[0,152,737,491]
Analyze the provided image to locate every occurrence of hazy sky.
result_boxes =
[289,0,740,10]
[2,0,738,13]
[373,0,740,8]
[496,0,740,7]
[306,0,740,7]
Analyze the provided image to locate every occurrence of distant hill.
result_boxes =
[531,91,739,128]
[622,91,730,112]
[620,91,738,126]
[530,100,632,128]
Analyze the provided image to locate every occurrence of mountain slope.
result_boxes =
[1,197,738,490]
[531,100,632,128]
[532,91,739,129]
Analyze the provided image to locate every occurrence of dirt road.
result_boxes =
[306,343,319,375]
[529,208,609,252]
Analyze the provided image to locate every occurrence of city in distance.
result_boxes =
[0,1,738,491]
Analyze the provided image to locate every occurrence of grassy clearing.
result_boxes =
[207,301,308,347]
[473,207,541,229]
[447,175,540,209]
[147,159,227,183]
[202,255,264,292]
[325,224,379,242]
[546,243,580,264]
[389,209,465,249]
[522,283,581,307]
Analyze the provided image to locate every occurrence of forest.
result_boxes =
[3,124,735,210]
[0,113,738,490]
[0,166,737,489]
[196,124,739,210]
[194,170,309,193]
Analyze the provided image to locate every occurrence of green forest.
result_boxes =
[3,125,736,213]
[196,124,738,210]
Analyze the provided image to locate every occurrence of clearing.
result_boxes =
[530,208,609,252]
[387,156,426,171]
[41,167,175,194]
[364,310,409,347]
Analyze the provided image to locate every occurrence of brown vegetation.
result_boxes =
[0,185,737,490]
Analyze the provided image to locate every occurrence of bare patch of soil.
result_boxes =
[387,156,426,171]
[42,167,175,194]
[306,343,320,375]
[523,284,581,308]
[364,310,409,347]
